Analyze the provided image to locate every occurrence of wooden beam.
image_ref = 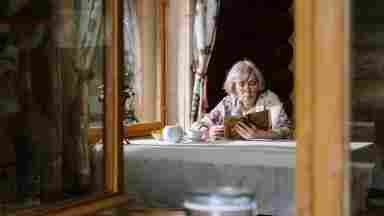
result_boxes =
[296,0,348,216]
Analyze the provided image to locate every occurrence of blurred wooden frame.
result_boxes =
[14,0,129,215]
[295,0,349,216]
[81,0,349,216]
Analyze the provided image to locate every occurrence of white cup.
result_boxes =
[163,125,183,143]
[185,128,203,141]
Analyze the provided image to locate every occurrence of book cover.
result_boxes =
[224,110,271,139]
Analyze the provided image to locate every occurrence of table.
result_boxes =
[93,139,374,216]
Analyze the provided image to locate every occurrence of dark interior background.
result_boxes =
[206,0,294,118]
[351,0,384,122]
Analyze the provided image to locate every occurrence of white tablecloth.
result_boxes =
[93,139,374,216]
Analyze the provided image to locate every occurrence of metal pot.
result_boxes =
[184,187,257,216]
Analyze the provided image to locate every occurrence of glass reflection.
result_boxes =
[0,0,106,212]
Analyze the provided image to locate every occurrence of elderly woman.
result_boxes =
[192,59,291,140]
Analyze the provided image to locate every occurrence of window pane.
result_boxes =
[123,0,161,126]
[0,0,107,211]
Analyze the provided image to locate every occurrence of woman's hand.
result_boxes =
[208,125,225,139]
[234,121,278,139]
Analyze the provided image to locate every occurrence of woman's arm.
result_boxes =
[190,97,229,139]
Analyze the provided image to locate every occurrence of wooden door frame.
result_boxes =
[15,0,350,215]
[295,0,349,216]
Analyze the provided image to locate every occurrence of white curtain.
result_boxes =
[190,0,220,122]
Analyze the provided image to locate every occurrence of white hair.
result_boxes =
[223,60,265,96]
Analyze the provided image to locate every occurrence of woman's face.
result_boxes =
[234,72,259,101]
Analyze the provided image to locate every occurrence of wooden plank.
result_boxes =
[312,0,348,215]
[296,0,348,216]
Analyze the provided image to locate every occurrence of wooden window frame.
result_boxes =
[117,0,349,215]
[121,0,350,215]
[83,0,349,215]
[295,0,349,216]
[117,0,350,215]
[13,0,129,215]
[116,0,349,215]
[84,0,167,140]
[123,0,168,138]
[88,0,168,141]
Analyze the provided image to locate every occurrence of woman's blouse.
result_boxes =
[191,90,291,138]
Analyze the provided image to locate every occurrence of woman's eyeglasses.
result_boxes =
[236,80,258,88]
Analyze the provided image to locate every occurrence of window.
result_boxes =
[5,1,353,216]
[0,0,127,215]
[122,0,167,138]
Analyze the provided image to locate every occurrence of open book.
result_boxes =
[224,110,271,139]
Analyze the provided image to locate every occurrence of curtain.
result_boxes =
[122,0,140,124]
[0,0,59,202]
[190,0,220,122]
